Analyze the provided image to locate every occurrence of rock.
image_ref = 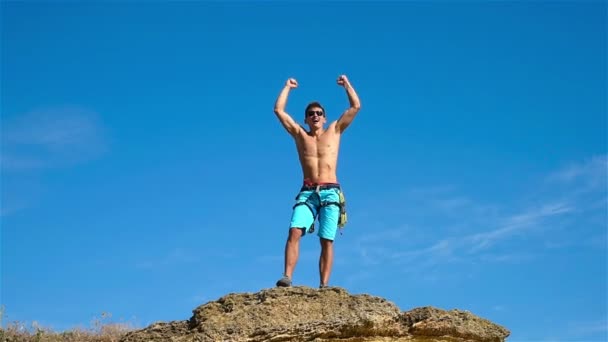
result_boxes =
[120,286,510,342]
[402,307,511,342]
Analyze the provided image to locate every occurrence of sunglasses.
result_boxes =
[306,110,324,117]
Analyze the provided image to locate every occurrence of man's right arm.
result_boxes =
[274,78,302,136]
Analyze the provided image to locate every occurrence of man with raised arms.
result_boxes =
[273,75,361,288]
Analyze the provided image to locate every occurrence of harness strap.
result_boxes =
[293,201,318,233]
[293,201,315,212]
[321,201,341,207]
[294,201,345,234]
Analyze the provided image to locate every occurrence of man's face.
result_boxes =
[305,107,326,128]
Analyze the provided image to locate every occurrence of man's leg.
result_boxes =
[283,227,303,279]
[317,189,341,287]
[277,190,315,287]
[319,237,334,287]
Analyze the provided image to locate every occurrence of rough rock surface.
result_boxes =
[121,286,510,342]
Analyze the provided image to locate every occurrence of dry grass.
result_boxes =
[0,306,136,342]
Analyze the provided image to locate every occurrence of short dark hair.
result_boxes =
[304,101,325,117]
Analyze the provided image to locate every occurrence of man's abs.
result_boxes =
[295,131,341,183]
[299,156,338,183]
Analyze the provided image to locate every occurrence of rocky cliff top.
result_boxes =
[121,286,510,342]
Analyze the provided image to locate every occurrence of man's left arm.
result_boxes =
[335,75,361,133]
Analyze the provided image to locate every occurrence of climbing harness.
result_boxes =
[292,183,348,235]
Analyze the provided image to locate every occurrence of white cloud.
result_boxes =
[546,155,607,198]
[548,155,607,184]
[1,106,107,171]
[567,319,608,339]
[1,106,108,216]
[350,199,574,270]
[478,252,535,263]
[345,155,607,274]
[466,202,574,252]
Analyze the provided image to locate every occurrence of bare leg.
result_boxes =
[283,228,303,279]
[319,238,334,286]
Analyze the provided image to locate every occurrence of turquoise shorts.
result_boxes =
[289,184,342,241]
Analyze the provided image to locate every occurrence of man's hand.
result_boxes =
[286,78,298,88]
[274,78,302,137]
[336,75,350,87]
[335,74,361,133]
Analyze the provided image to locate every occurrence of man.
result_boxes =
[273,75,361,288]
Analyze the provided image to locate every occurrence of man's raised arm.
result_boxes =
[274,78,302,136]
[335,75,361,133]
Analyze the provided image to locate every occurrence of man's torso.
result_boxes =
[294,122,342,183]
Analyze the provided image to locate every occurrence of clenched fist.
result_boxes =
[336,75,350,87]
[286,78,298,88]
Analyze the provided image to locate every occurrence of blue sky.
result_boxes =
[1,1,606,341]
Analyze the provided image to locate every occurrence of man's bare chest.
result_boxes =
[296,133,340,156]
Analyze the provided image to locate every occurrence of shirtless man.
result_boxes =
[273,75,361,288]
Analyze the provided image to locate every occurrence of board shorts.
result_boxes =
[289,182,343,241]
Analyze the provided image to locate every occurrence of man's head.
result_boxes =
[304,101,326,129]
